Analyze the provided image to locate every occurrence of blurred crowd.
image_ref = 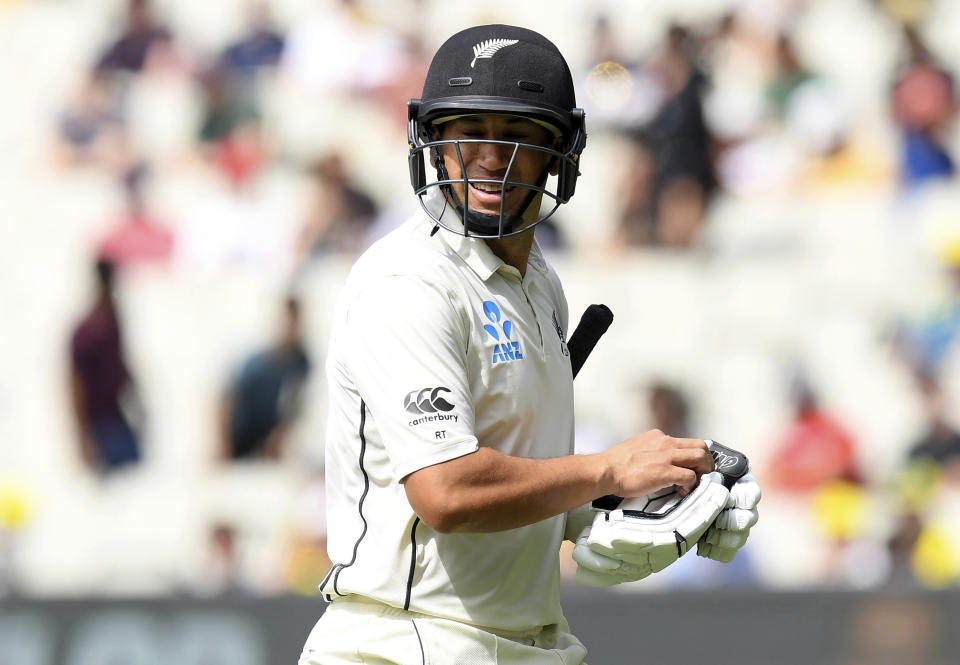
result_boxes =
[3,0,960,599]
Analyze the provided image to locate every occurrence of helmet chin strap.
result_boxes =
[431,145,550,237]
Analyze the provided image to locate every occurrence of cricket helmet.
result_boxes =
[408,24,587,238]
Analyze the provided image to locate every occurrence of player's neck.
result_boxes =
[485,229,535,277]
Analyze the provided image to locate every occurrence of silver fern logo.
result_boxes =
[471,38,519,68]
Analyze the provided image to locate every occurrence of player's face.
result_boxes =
[437,115,558,222]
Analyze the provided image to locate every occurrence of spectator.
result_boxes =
[96,167,174,268]
[95,0,173,76]
[647,26,714,203]
[69,260,143,474]
[205,1,286,140]
[220,1,286,78]
[218,297,311,461]
[648,382,692,437]
[767,374,862,493]
[654,175,708,248]
[611,133,657,248]
[295,153,378,261]
[197,66,260,146]
[702,15,796,198]
[892,247,960,375]
[906,371,960,475]
[886,509,925,588]
[52,72,130,172]
[891,25,956,188]
[765,32,813,120]
[617,25,715,249]
[884,369,960,590]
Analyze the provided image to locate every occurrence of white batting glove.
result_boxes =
[563,504,595,542]
[587,471,731,573]
[572,526,653,586]
[697,473,761,563]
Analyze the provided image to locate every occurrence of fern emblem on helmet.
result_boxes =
[471,39,519,68]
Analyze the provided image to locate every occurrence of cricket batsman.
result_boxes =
[298,24,761,664]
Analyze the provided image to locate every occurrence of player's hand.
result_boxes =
[697,473,761,563]
[599,431,715,499]
[587,471,730,573]
[572,526,652,586]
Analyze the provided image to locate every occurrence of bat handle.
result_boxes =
[568,304,613,379]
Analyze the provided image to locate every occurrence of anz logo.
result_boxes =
[482,300,523,365]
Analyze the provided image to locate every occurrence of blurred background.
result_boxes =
[2,0,960,662]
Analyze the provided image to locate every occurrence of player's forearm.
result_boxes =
[405,446,613,534]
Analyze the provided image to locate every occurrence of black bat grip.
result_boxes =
[568,304,614,379]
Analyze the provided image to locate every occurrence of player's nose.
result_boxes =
[475,140,514,171]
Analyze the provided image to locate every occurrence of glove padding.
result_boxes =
[587,471,730,573]
[572,526,653,586]
[697,473,761,562]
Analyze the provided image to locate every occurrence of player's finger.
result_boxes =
[664,466,698,495]
[671,437,712,450]
[703,527,750,549]
[573,535,622,571]
[731,474,762,509]
[670,448,716,477]
[714,506,759,531]
[698,542,738,563]
[575,566,622,587]
[618,562,651,579]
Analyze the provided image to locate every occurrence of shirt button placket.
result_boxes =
[520,279,545,360]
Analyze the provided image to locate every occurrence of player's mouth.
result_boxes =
[467,180,516,205]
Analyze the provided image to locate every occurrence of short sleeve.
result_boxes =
[343,275,479,480]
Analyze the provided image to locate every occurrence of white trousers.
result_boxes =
[298,597,588,665]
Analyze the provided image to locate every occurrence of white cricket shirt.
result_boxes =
[320,201,575,633]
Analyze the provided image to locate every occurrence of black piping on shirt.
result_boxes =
[412,619,425,665]
[404,517,421,610]
[321,399,372,599]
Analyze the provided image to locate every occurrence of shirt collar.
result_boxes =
[426,190,547,282]
[435,215,504,282]
[526,238,547,275]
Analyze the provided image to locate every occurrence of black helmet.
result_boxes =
[408,24,587,238]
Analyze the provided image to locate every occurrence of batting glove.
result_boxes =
[587,471,731,573]
[697,473,761,563]
[572,526,653,586]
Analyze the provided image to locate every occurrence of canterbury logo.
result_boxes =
[471,38,519,68]
[404,387,455,414]
[712,451,739,471]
